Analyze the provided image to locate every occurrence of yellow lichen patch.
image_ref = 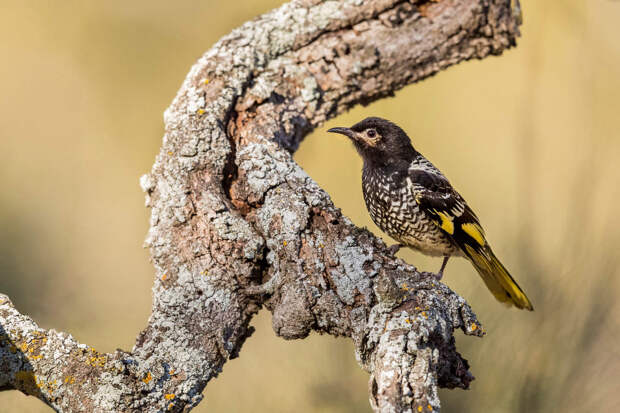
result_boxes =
[64,376,76,385]
[87,355,106,368]
[427,404,433,411]
[85,348,107,368]
[167,151,173,156]
[402,283,409,291]
[471,323,477,331]
[417,406,423,412]
[203,78,210,85]
[197,108,205,115]
[42,379,58,393]
[143,372,152,384]
[169,369,176,376]
[15,370,39,396]
[168,403,175,411]
[283,241,288,246]
[421,311,428,319]
[13,332,49,362]
[32,331,46,339]
[164,393,175,400]
[161,273,168,281]
[405,319,411,324]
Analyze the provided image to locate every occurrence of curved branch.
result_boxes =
[0,0,520,411]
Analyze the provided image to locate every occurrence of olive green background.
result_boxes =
[1,1,619,412]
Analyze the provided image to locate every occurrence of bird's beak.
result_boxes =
[328,126,376,147]
[327,127,355,139]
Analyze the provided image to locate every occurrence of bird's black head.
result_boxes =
[328,117,416,167]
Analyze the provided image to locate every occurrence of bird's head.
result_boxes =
[328,117,416,166]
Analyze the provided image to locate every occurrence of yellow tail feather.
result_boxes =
[464,244,533,311]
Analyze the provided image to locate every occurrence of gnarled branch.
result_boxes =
[0,0,521,411]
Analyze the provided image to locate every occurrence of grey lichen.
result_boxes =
[332,236,375,306]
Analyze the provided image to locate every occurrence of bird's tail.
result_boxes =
[462,243,533,311]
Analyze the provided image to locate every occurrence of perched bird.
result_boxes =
[328,117,533,310]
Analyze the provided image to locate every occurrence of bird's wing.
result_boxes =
[409,167,533,310]
[408,168,487,249]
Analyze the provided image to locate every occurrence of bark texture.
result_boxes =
[0,0,521,411]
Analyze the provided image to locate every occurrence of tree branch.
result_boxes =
[0,0,521,411]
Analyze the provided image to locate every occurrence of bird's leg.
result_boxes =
[421,256,450,281]
[388,243,404,255]
[436,256,449,280]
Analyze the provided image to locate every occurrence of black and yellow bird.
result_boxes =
[328,117,533,310]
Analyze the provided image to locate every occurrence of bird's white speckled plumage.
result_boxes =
[362,156,461,257]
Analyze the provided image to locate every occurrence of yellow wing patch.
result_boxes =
[434,210,454,234]
[461,222,486,246]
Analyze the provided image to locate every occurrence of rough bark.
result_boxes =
[0,0,521,411]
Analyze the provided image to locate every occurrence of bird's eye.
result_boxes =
[367,129,377,138]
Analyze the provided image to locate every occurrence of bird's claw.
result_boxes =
[420,271,443,281]
[388,243,404,255]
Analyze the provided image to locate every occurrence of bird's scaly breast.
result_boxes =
[362,169,457,256]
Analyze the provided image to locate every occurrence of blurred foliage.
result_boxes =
[1,0,619,412]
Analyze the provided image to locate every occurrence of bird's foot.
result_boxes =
[420,271,443,281]
[435,270,444,281]
[430,257,449,281]
[388,243,404,255]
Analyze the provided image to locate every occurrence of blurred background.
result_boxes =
[1,0,619,411]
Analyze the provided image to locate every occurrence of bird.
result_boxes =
[328,117,533,310]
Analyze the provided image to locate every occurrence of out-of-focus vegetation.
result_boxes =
[1,1,619,412]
